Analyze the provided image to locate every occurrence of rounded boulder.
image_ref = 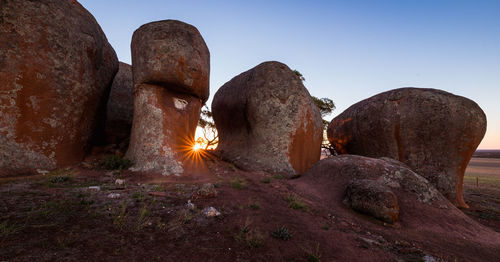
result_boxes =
[212,61,323,176]
[0,0,118,175]
[327,88,486,208]
[131,20,210,102]
[105,62,134,142]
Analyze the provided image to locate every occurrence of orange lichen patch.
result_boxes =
[338,117,353,126]
[330,136,351,154]
[289,114,322,175]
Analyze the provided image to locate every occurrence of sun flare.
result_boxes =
[193,143,202,151]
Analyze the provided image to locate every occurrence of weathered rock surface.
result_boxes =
[0,0,118,176]
[126,20,209,176]
[345,179,399,224]
[290,154,500,260]
[327,88,486,208]
[131,20,210,103]
[105,62,134,142]
[212,61,323,176]
[304,155,445,207]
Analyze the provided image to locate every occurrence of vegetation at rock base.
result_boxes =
[100,155,132,170]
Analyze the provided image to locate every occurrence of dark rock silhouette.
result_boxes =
[126,20,209,176]
[0,0,118,176]
[327,88,486,208]
[212,61,323,176]
[345,179,399,224]
[105,62,134,143]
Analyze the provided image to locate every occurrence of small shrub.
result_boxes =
[271,226,292,240]
[249,203,260,210]
[272,174,285,180]
[136,204,150,231]
[113,201,130,231]
[0,221,20,239]
[303,243,322,262]
[50,175,71,183]
[230,178,247,190]
[235,218,264,248]
[101,155,131,170]
[132,192,146,202]
[260,177,271,184]
[248,198,260,210]
[285,194,308,211]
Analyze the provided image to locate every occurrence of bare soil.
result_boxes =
[1,153,499,261]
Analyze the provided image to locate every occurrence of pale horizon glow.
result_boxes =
[79,0,500,149]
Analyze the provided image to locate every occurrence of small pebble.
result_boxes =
[107,193,121,199]
[88,186,101,191]
[115,179,125,185]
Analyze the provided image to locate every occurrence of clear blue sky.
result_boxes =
[80,0,500,149]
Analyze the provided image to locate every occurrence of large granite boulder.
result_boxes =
[105,62,134,142]
[0,0,118,176]
[302,155,447,223]
[126,20,209,176]
[130,20,209,103]
[327,88,486,208]
[212,61,323,176]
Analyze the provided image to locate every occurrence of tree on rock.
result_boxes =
[198,105,219,150]
[294,70,336,156]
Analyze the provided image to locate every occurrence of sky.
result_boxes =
[80,0,500,149]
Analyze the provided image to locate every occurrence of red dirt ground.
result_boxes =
[1,152,499,261]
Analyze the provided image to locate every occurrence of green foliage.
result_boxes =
[303,243,322,262]
[230,178,247,190]
[132,192,146,202]
[113,201,130,231]
[272,174,284,180]
[50,174,71,184]
[45,169,73,187]
[197,105,219,150]
[311,96,336,119]
[260,177,271,184]
[235,218,264,248]
[293,70,306,82]
[248,198,260,210]
[271,226,292,240]
[285,194,308,211]
[100,155,131,170]
[0,220,20,239]
[198,106,216,129]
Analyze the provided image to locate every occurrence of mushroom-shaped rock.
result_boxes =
[0,0,118,176]
[212,61,323,176]
[131,20,210,103]
[105,62,134,143]
[126,20,209,176]
[327,88,486,208]
[345,179,399,224]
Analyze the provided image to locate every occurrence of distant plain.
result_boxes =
[463,150,500,232]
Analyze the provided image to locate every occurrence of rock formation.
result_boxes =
[126,20,209,176]
[301,155,446,223]
[212,61,323,176]
[0,0,118,176]
[345,179,399,224]
[105,62,134,143]
[327,88,486,208]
